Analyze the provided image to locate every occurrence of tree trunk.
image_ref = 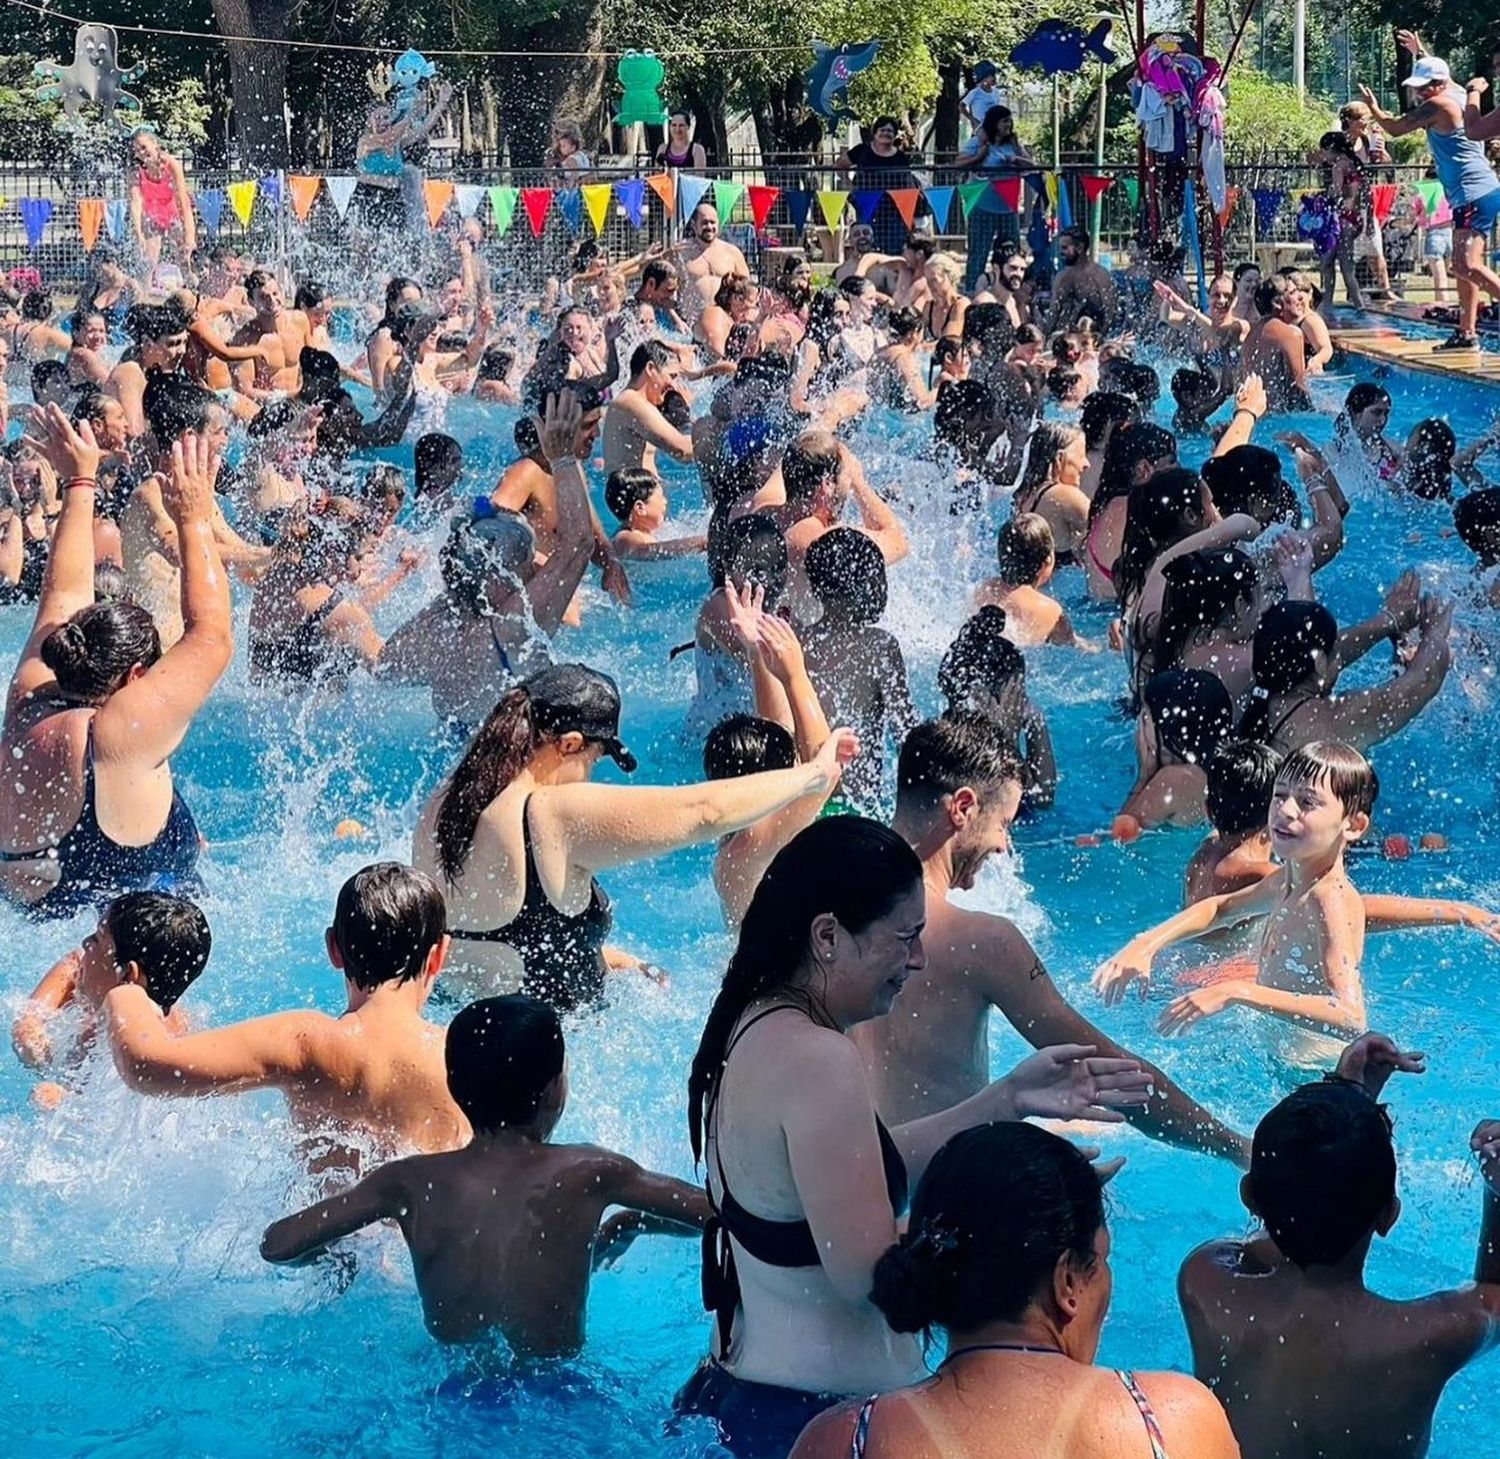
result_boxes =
[494,8,608,170]
[933,61,962,156]
[210,0,291,167]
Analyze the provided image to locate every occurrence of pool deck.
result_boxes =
[1333,302,1500,389]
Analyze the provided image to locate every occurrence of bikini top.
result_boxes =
[250,589,355,685]
[448,793,612,1013]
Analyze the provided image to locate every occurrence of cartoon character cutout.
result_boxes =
[34,24,146,132]
[390,48,437,121]
[616,51,667,126]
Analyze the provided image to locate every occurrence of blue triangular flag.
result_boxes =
[104,197,130,241]
[923,187,954,230]
[19,197,52,249]
[1056,176,1073,230]
[1027,199,1051,259]
[677,173,712,222]
[259,174,282,207]
[785,190,814,232]
[615,177,646,228]
[1024,172,1046,201]
[556,189,583,236]
[195,189,225,234]
[851,190,883,224]
[1184,177,1207,310]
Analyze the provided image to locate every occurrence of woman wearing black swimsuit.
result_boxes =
[0,408,230,918]
[412,664,853,1011]
[673,816,1153,1459]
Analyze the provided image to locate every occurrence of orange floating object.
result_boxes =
[1112,814,1143,844]
[334,818,368,841]
[1383,834,1412,860]
[1419,833,1448,852]
[1074,833,1101,848]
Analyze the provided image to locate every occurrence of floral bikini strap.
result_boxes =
[849,1394,879,1459]
[1117,1370,1171,1459]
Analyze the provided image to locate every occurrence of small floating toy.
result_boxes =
[1419,833,1449,852]
[1010,19,1115,76]
[1382,833,1412,860]
[806,41,881,122]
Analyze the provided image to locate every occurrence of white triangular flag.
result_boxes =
[454,184,484,220]
[325,175,359,219]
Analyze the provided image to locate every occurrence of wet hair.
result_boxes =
[805,290,843,352]
[41,601,161,701]
[124,302,188,346]
[903,236,936,262]
[703,712,796,780]
[1403,418,1457,501]
[934,379,997,454]
[69,305,108,340]
[1142,669,1234,766]
[1201,445,1298,527]
[962,302,1016,358]
[415,432,463,495]
[92,561,131,603]
[244,268,274,298]
[782,431,841,505]
[445,995,565,1134]
[1112,361,1162,408]
[1318,129,1357,158]
[1455,487,1500,563]
[1205,739,1283,836]
[996,513,1054,585]
[102,891,212,1012]
[1171,366,1220,415]
[30,358,71,405]
[871,1121,1103,1335]
[1239,601,1339,739]
[514,415,542,457]
[21,289,53,322]
[886,307,922,343]
[1277,739,1379,818]
[605,467,660,524]
[362,462,406,504]
[1149,547,1255,679]
[389,301,440,350]
[661,388,691,432]
[143,373,217,444]
[1091,421,1176,521]
[688,817,923,1160]
[1343,382,1391,421]
[380,275,422,326]
[641,258,676,291]
[329,862,447,990]
[1079,391,1139,451]
[630,338,676,377]
[714,275,757,311]
[247,394,313,442]
[938,606,1025,710]
[1232,261,1261,286]
[1113,466,1212,609]
[1249,1080,1395,1267]
[1254,273,1301,317]
[477,346,515,382]
[1046,366,1081,401]
[708,512,788,600]
[293,281,327,312]
[896,714,1023,812]
[805,527,887,622]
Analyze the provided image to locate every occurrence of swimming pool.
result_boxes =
[2,350,1498,1458]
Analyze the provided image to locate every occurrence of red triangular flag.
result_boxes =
[887,188,920,229]
[1080,174,1114,205]
[1216,185,1241,230]
[1371,182,1398,225]
[992,177,1024,213]
[521,187,554,238]
[747,184,780,231]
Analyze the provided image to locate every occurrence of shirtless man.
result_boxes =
[851,715,1249,1162]
[675,203,750,320]
[1047,226,1119,333]
[833,224,895,291]
[601,340,695,474]
[633,258,689,335]
[1242,274,1311,413]
[105,303,188,440]
[230,270,311,396]
[104,863,468,1170]
[1179,1032,1500,1459]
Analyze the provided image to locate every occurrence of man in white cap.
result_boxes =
[1361,56,1500,351]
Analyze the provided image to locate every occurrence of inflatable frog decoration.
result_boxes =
[615,50,667,127]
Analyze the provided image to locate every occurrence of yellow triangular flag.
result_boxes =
[287,175,321,222]
[582,182,613,235]
[816,189,849,232]
[227,179,258,227]
[1043,173,1060,209]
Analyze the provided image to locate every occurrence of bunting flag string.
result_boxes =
[644,171,676,216]
[454,183,485,219]
[104,197,129,241]
[785,190,814,232]
[992,177,1024,213]
[1055,174,1073,229]
[1414,179,1444,216]
[1251,187,1283,234]
[816,189,848,231]
[1023,172,1047,202]
[710,179,742,224]
[582,182,614,234]
[259,175,282,208]
[287,174,321,222]
[195,189,226,233]
[1370,182,1398,225]
[677,173,711,221]
[958,180,991,220]
[747,184,780,231]
[555,189,583,236]
[887,188,919,230]
[488,185,519,236]
[1079,174,1113,206]
[521,187,553,237]
[19,197,52,250]
[1121,177,1140,210]
[615,177,646,228]
[226,179,258,227]
[77,197,103,253]
[423,179,455,229]
[325,175,358,219]
[923,186,954,230]
[851,189,883,224]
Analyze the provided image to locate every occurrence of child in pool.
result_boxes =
[974,513,1090,649]
[260,994,710,1357]
[12,891,208,1097]
[1097,741,1500,1050]
[1455,488,1500,609]
[603,466,706,561]
[1178,1031,1500,1459]
[1183,740,1282,903]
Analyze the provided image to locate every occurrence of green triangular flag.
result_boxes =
[1121,177,1139,209]
[489,185,519,237]
[713,179,745,223]
[1414,179,1444,216]
[958,180,991,220]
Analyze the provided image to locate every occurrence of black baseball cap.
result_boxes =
[525,664,637,772]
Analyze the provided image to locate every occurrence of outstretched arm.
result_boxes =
[12,949,82,1069]
[261,1161,406,1263]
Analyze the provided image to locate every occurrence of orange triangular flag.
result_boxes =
[77,198,104,253]
[423,179,455,229]
[887,188,920,230]
[645,171,676,215]
[288,175,321,223]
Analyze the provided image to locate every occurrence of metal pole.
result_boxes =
[1092,57,1107,254]
[1293,0,1306,102]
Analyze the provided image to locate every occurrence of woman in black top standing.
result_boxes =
[840,117,917,254]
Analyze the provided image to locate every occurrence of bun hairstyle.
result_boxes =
[41,602,161,700]
[871,1122,1103,1335]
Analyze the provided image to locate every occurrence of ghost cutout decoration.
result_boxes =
[390,48,437,122]
[615,51,667,127]
[34,24,146,132]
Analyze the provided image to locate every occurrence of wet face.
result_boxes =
[94,398,130,453]
[637,483,669,530]
[729,288,758,322]
[650,270,680,303]
[1208,278,1233,314]
[440,278,465,315]
[559,312,593,354]
[77,920,126,1003]
[156,330,188,369]
[951,778,1023,890]
[576,407,603,453]
[1001,255,1027,291]
[254,277,284,315]
[80,313,108,350]
[815,882,928,1024]
[849,226,874,255]
[1060,237,1082,266]
[1354,397,1391,437]
[643,356,680,403]
[0,340,11,374]
[132,132,160,167]
[1235,268,1260,302]
[1269,772,1366,863]
[693,206,720,244]
[1278,287,1307,324]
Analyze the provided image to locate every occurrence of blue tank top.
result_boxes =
[1429,121,1499,207]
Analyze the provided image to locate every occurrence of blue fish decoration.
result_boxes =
[1009,18,1115,75]
[805,40,881,121]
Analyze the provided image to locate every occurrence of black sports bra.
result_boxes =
[700,1006,909,1347]
[448,794,612,1012]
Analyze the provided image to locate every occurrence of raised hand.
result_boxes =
[1235,373,1267,421]
[723,578,766,653]
[812,726,860,788]
[1004,1044,1155,1123]
[1333,1032,1426,1098]
[535,390,583,463]
[1383,569,1421,632]
[162,430,220,525]
[756,613,807,684]
[27,403,101,482]
[1092,942,1154,1005]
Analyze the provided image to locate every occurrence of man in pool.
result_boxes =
[103,862,468,1170]
[673,203,750,321]
[229,269,311,397]
[853,715,1249,1163]
[260,994,709,1355]
[1179,1030,1500,1459]
[601,340,695,476]
[1046,227,1118,334]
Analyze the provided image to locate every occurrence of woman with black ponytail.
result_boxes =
[789,1122,1238,1459]
[675,816,1153,1459]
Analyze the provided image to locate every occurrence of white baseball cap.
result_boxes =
[1402,56,1452,88]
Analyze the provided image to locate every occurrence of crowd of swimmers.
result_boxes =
[5,56,1500,1457]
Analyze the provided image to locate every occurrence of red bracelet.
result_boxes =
[62,477,97,490]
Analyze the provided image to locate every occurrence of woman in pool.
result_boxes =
[697,276,761,361]
[1083,421,1176,601]
[869,308,940,412]
[0,407,228,917]
[413,663,853,1010]
[921,253,968,342]
[365,276,423,396]
[1117,669,1235,833]
[81,252,137,342]
[1334,382,1401,481]
[675,816,1153,1459]
[1011,421,1090,564]
[789,1122,1239,1459]
[127,127,195,283]
[67,307,111,388]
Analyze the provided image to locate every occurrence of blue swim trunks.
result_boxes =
[1453,190,1500,236]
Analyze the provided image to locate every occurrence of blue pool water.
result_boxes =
[3,348,1499,1457]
